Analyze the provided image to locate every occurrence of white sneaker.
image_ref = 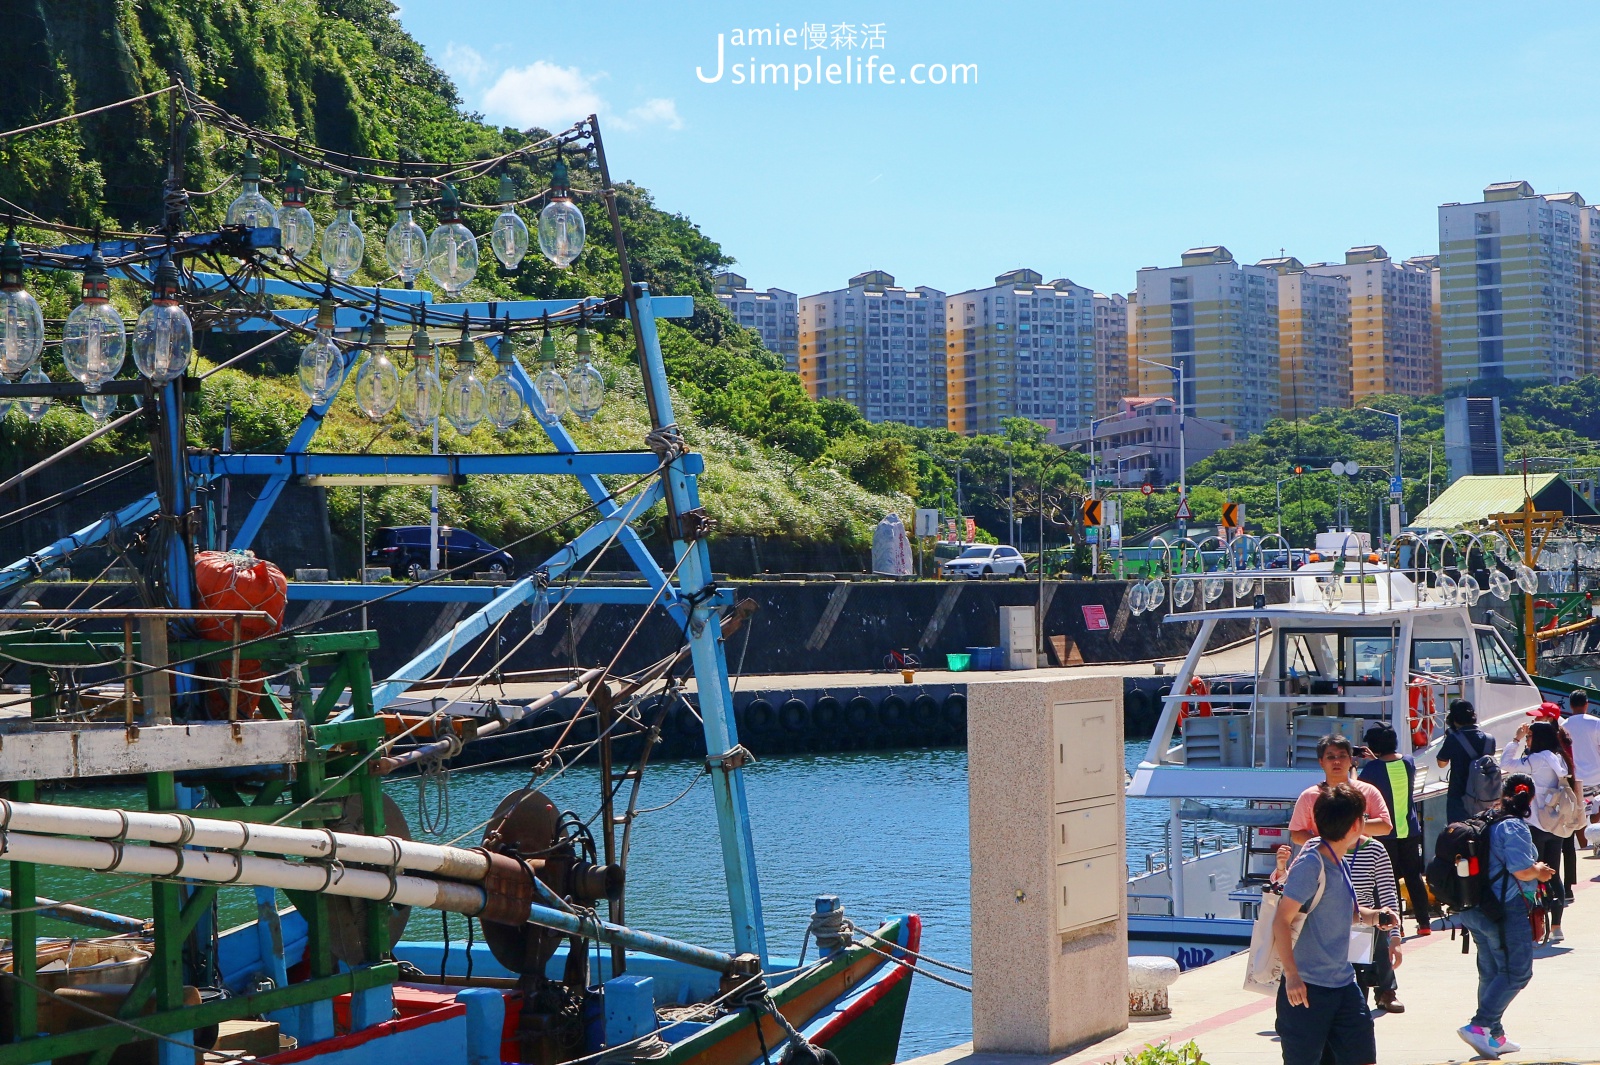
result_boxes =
[1458,1026,1500,1059]
[1550,926,1565,944]
[1492,1034,1521,1054]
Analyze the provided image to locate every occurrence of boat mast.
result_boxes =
[590,117,768,963]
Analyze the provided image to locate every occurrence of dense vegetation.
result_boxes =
[0,0,1091,564]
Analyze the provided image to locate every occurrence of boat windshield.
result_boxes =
[1280,628,1397,689]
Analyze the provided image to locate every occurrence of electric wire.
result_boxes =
[0,84,179,142]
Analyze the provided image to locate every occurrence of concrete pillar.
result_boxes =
[968,675,1127,1054]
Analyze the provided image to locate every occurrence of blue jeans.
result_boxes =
[1456,903,1534,1037]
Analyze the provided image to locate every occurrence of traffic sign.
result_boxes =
[1389,476,1403,497]
[1082,498,1103,526]
[1141,483,1154,496]
[1176,498,1192,521]
[1221,502,1243,529]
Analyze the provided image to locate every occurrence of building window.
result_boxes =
[1170,277,1190,300]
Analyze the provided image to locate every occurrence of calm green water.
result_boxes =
[19,742,1213,1061]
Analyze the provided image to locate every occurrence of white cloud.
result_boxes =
[616,98,684,132]
[481,61,605,130]
[441,42,491,91]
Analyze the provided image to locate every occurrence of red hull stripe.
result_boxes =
[810,913,922,1045]
[262,1002,467,1064]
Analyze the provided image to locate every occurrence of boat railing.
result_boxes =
[1162,691,1398,767]
[1127,892,1176,916]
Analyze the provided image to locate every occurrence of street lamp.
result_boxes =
[1360,406,1404,545]
[1086,412,1121,573]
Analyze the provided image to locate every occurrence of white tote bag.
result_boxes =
[1243,861,1326,995]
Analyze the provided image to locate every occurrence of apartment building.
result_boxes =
[1438,181,1599,388]
[1093,292,1131,417]
[1257,256,1351,420]
[712,272,799,369]
[1405,254,1443,394]
[1131,247,1280,436]
[943,269,1097,436]
[797,270,947,427]
[1304,247,1435,400]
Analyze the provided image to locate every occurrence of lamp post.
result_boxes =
[1087,413,1120,573]
[1360,406,1403,547]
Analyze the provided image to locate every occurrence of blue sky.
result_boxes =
[395,1,1600,299]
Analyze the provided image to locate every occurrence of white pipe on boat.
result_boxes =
[0,799,495,881]
[0,829,487,913]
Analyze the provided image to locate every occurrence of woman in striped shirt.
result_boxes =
[1346,833,1406,1012]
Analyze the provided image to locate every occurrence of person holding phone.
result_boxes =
[1289,735,1392,846]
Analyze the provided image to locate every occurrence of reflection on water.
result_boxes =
[19,740,1232,1061]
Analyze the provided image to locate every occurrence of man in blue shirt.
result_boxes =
[1272,782,1398,1065]
[1453,773,1554,1059]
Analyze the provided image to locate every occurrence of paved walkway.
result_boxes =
[904,850,1600,1064]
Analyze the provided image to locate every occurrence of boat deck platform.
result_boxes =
[905,851,1600,1064]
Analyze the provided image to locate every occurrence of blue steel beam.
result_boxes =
[362,479,668,712]
[226,295,693,332]
[0,482,210,594]
[284,582,732,607]
[191,452,698,479]
[188,273,432,306]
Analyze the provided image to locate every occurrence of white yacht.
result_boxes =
[1123,544,1546,968]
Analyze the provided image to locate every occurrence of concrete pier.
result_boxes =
[904,854,1600,1064]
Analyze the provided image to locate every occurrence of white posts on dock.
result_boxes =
[967,674,1129,1054]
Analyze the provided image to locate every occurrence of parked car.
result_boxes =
[1263,548,1310,570]
[940,544,1027,578]
[368,525,516,580]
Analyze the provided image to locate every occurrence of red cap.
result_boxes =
[1528,701,1563,720]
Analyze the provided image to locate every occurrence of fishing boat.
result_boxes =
[0,96,919,1065]
[1120,524,1597,968]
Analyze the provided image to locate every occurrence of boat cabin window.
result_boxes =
[1476,629,1528,685]
[1412,639,1464,678]
[1279,628,1398,693]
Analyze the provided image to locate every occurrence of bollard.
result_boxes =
[1128,956,1179,1017]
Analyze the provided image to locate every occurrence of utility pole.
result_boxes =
[1361,406,1403,546]
[1007,446,1015,546]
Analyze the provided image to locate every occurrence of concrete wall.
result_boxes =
[968,675,1128,1054]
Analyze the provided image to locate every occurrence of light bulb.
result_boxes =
[427,183,478,293]
[131,254,192,383]
[385,184,428,287]
[225,149,277,230]
[1460,574,1482,605]
[490,174,529,271]
[352,319,401,420]
[532,363,569,422]
[18,361,51,423]
[276,162,316,260]
[81,392,118,422]
[442,329,487,433]
[1516,563,1538,596]
[537,158,585,267]
[297,298,346,404]
[1436,573,1458,605]
[62,248,126,392]
[1203,574,1225,603]
[1145,577,1165,610]
[1489,569,1512,601]
[485,340,523,430]
[565,324,604,422]
[1173,578,1194,608]
[1128,582,1148,616]
[320,178,365,280]
[0,231,45,375]
[399,322,441,431]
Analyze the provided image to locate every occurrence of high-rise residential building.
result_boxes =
[1438,181,1599,388]
[1257,256,1351,420]
[1405,254,1443,393]
[943,270,1097,436]
[712,272,799,370]
[797,271,946,428]
[1304,247,1435,401]
[1132,247,1280,436]
[1093,293,1130,417]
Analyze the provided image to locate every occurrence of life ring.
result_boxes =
[1177,676,1213,725]
[1408,681,1437,749]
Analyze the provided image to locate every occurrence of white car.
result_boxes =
[941,545,1027,578]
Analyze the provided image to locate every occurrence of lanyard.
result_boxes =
[1320,841,1357,910]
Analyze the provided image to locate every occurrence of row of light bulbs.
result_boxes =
[225,152,586,287]
[301,301,607,434]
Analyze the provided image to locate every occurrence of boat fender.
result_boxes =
[745,698,777,734]
[846,695,877,731]
[779,698,810,733]
[1125,688,1150,717]
[941,692,967,729]
[812,696,843,731]
[879,694,909,730]
[911,693,939,728]
[779,1043,841,1065]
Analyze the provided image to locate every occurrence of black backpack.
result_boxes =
[1426,810,1512,921]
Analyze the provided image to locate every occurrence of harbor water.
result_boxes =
[21,741,1238,1061]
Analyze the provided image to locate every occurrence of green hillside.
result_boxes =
[0,0,1089,564]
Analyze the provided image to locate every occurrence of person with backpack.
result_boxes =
[1272,782,1397,1065]
[1449,774,1554,1059]
[1288,735,1392,846]
[1356,723,1432,935]
[1501,718,1577,942]
[1529,700,1584,902]
[1438,699,1498,824]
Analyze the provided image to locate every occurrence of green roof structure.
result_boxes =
[1410,473,1599,530]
